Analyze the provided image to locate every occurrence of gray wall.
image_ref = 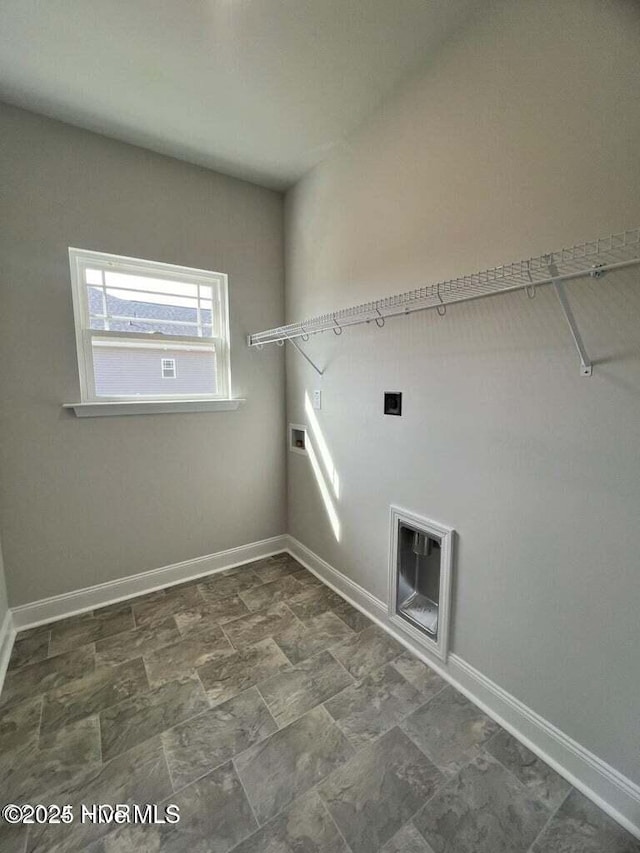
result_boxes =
[285,0,640,785]
[0,103,286,605]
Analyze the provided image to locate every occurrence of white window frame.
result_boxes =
[161,358,177,379]
[68,248,231,404]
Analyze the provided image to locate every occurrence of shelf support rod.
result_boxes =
[288,336,324,376]
[548,259,592,376]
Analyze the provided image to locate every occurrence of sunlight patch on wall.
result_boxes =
[306,437,341,542]
[304,392,340,498]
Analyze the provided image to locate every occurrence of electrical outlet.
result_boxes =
[384,392,402,416]
[312,390,322,410]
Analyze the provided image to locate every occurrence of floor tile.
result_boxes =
[198,570,264,602]
[222,602,299,649]
[249,554,302,583]
[133,585,202,629]
[162,686,277,789]
[98,761,257,853]
[413,751,550,853]
[143,625,234,687]
[100,675,209,761]
[198,637,290,706]
[531,788,640,853]
[381,821,437,853]
[0,645,95,709]
[288,585,345,620]
[318,726,444,853]
[232,790,348,853]
[0,715,101,804]
[174,596,251,635]
[239,575,304,612]
[273,611,354,664]
[49,607,134,655]
[291,568,324,587]
[400,685,499,776]
[235,705,354,825]
[486,728,571,810]
[0,822,27,853]
[325,662,424,749]
[94,617,182,667]
[41,656,149,735]
[391,651,447,701]
[97,589,166,615]
[331,601,373,633]
[4,570,633,853]
[219,564,258,578]
[8,630,50,670]
[12,623,51,641]
[331,624,403,680]
[259,650,353,727]
[0,695,42,752]
[27,736,173,853]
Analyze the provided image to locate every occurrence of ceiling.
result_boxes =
[0,0,482,190]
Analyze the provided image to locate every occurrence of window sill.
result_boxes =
[63,399,245,418]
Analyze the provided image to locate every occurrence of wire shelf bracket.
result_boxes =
[547,257,592,376]
[288,336,324,376]
[247,227,640,377]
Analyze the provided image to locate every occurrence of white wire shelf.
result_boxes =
[247,229,640,361]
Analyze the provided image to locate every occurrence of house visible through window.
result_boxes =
[161,358,177,379]
[68,248,230,401]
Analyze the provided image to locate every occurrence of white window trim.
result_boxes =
[65,248,239,416]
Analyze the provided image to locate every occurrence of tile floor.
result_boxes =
[1,553,638,853]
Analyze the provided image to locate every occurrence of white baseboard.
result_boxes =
[0,608,16,696]
[286,535,640,840]
[11,535,289,632]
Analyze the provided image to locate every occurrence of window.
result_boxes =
[68,248,230,403]
[161,358,177,379]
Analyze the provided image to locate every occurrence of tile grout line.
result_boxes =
[269,633,295,666]
[398,775,459,848]
[194,668,213,709]
[96,672,214,763]
[524,785,573,853]
[35,654,154,741]
[480,738,570,818]
[229,736,357,842]
[160,733,180,793]
[331,610,365,633]
[218,619,239,651]
[254,648,359,730]
[398,713,479,781]
[159,687,281,803]
[96,711,103,765]
[316,792,356,853]
[252,681,280,730]
[231,756,262,833]
[35,691,45,745]
[0,644,97,716]
[326,646,358,683]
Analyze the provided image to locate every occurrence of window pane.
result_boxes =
[85,269,102,285]
[87,272,217,338]
[92,343,217,397]
[104,271,203,301]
